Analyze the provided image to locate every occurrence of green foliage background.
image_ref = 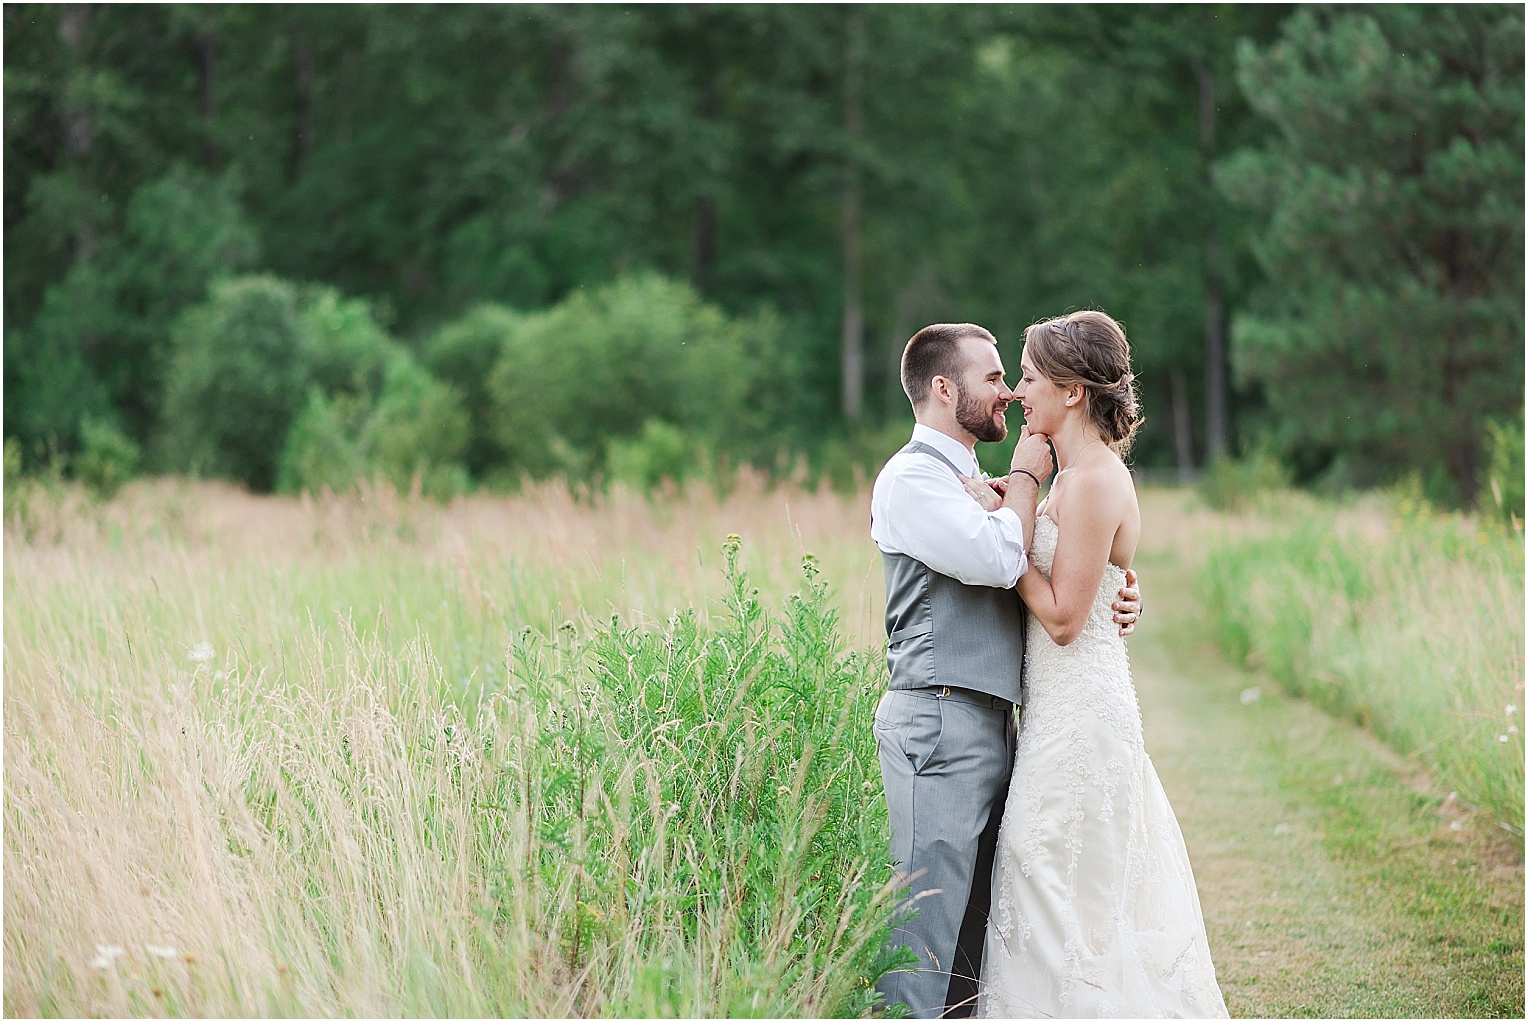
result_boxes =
[4,5,1522,504]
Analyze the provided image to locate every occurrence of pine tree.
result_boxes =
[1221,6,1524,501]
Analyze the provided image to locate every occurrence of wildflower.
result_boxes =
[89,944,127,969]
[1498,734,1510,743]
[1508,705,1517,716]
[145,944,178,959]
[188,643,214,664]
[1239,687,1261,705]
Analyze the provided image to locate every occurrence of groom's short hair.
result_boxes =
[901,323,998,407]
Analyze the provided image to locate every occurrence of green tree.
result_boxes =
[21,168,258,445]
[4,7,249,451]
[1220,7,1524,502]
[279,287,470,497]
[485,274,782,482]
[365,359,469,496]
[950,6,1286,473]
[278,390,368,496]
[421,304,522,477]
[160,275,309,490]
[6,5,1317,481]
[301,285,396,399]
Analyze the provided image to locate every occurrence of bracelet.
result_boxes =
[1008,468,1041,488]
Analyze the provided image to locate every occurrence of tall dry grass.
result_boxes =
[4,476,896,1017]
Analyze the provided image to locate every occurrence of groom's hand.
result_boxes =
[1113,568,1141,637]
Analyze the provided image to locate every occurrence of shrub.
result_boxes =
[160,276,308,492]
[281,288,473,498]
[422,304,522,476]
[1482,412,1525,528]
[1197,441,1292,511]
[278,360,470,500]
[815,418,917,494]
[277,390,369,495]
[367,360,470,497]
[74,417,141,499]
[300,287,398,400]
[607,419,706,491]
[485,274,779,483]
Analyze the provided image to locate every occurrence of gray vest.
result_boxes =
[880,441,1026,704]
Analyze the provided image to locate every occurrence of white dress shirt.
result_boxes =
[870,424,1029,588]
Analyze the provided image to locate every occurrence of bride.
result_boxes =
[974,311,1228,1018]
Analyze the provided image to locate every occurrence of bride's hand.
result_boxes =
[1010,426,1055,487]
[959,473,1004,512]
[1112,568,1141,636]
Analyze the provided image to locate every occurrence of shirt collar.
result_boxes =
[911,423,978,475]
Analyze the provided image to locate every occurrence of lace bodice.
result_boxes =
[1022,515,1144,750]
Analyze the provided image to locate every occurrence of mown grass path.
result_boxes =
[1130,498,1524,1018]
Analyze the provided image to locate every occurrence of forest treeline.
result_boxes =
[4,4,1523,506]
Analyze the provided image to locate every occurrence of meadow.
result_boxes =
[4,476,895,1017]
[4,476,1522,1017]
[1197,490,1525,834]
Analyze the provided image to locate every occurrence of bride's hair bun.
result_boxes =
[1022,310,1142,456]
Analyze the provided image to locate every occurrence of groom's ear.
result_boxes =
[930,374,956,406]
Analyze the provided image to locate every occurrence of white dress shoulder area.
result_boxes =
[979,515,1229,1019]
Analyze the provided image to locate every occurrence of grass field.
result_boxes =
[1127,492,1523,1017]
[1196,490,1524,834]
[4,476,897,1017]
[4,477,1522,1017]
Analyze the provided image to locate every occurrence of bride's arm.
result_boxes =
[1016,472,1125,646]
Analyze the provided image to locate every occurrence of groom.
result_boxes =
[869,323,1140,1018]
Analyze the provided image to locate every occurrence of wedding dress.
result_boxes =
[979,515,1228,1019]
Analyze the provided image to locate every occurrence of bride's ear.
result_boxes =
[1064,383,1084,408]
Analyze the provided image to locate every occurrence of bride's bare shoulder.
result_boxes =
[1070,449,1137,510]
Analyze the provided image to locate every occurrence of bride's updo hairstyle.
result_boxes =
[1023,310,1142,457]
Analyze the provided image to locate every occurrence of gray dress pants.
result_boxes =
[874,687,1016,1019]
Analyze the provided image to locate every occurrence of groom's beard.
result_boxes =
[957,390,1009,444]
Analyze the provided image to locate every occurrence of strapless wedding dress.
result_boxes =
[979,515,1228,1018]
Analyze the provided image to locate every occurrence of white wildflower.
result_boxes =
[1508,704,1517,716]
[90,944,127,969]
[188,643,214,664]
[1498,734,1510,743]
[1239,687,1261,705]
[145,944,178,959]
